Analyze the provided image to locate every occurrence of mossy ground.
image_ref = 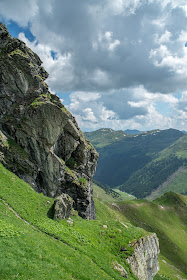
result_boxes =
[0,163,146,280]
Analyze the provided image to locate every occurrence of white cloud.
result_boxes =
[155,30,172,44]
[1,0,187,131]
[18,33,74,92]
[150,43,187,75]
[1,0,186,94]
[66,86,186,132]
[0,0,38,27]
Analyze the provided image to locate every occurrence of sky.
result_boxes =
[0,0,187,132]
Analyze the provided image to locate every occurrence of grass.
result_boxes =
[117,194,187,280]
[93,184,135,204]
[0,162,186,279]
[146,167,187,200]
[0,163,147,280]
[87,129,185,191]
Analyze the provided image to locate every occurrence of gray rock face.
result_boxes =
[0,23,98,219]
[127,233,160,280]
[53,193,74,220]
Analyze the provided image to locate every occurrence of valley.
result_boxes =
[86,129,187,199]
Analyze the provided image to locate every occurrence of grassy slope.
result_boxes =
[0,163,147,280]
[117,193,187,280]
[146,167,187,200]
[93,183,135,203]
[120,135,187,198]
[93,185,187,280]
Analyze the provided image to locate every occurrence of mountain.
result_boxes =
[0,23,98,219]
[86,128,184,190]
[85,128,127,148]
[125,129,142,134]
[1,160,186,280]
[0,23,186,280]
[0,162,160,280]
[94,185,187,280]
[116,192,187,280]
[119,135,187,198]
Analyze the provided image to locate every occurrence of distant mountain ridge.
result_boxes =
[124,129,142,134]
[85,128,186,198]
[119,134,187,198]
[85,128,127,148]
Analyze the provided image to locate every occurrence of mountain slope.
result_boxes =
[116,192,187,280]
[125,129,142,135]
[93,185,187,280]
[146,167,187,200]
[119,135,187,198]
[85,128,127,148]
[87,128,184,188]
[0,162,149,280]
[1,162,186,280]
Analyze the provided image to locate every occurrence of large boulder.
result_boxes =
[53,193,74,220]
[0,22,98,219]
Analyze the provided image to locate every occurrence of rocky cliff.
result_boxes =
[127,233,160,280]
[0,23,98,219]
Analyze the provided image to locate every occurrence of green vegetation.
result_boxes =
[66,157,78,168]
[94,183,187,279]
[120,135,187,198]
[88,128,184,188]
[61,106,71,117]
[93,183,135,203]
[147,167,187,200]
[7,138,28,159]
[0,163,147,280]
[8,48,29,59]
[117,193,187,280]
[65,166,77,180]
[78,177,88,188]
[0,162,186,279]
[0,132,28,160]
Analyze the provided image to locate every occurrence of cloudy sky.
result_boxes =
[0,0,187,132]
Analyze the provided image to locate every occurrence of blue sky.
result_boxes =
[0,0,187,132]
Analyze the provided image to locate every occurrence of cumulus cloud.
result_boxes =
[1,0,185,93]
[0,0,187,131]
[66,86,184,131]
[0,0,38,27]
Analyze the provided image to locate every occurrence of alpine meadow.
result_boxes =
[0,1,187,280]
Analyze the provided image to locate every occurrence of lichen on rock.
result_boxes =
[0,22,98,219]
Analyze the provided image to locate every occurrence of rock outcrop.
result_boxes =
[0,23,98,219]
[53,193,74,220]
[127,233,160,280]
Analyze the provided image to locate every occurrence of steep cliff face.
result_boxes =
[127,233,160,280]
[0,23,98,219]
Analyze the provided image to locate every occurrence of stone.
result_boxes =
[53,193,74,220]
[113,261,128,278]
[126,233,160,280]
[0,22,98,219]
